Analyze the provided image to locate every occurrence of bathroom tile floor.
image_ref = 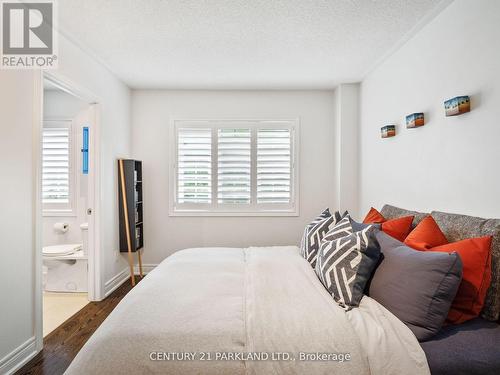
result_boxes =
[43,292,89,337]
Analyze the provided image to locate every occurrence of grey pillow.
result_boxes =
[349,217,381,232]
[315,226,381,310]
[369,232,463,341]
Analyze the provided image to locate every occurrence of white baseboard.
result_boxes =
[134,263,157,275]
[104,264,158,297]
[104,268,129,297]
[0,336,37,375]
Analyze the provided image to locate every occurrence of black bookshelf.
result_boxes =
[118,159,144,285]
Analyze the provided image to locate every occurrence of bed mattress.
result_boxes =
[65,246,429,374]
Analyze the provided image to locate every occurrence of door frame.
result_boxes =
[33,71,103,350]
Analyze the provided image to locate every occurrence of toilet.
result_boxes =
[43,223,89,292]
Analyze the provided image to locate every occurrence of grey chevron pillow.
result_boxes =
[300,209,346,267]
[315,226,381,310]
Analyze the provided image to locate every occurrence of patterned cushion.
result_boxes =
[323,215,353,242]
[431,211,500,322]
[380,204,428,228]
[315,226,381,310]
[300,209,345,267]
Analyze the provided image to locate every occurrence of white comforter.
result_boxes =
[65,246,429,374]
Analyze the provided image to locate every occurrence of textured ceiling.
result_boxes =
[58,0,448,89]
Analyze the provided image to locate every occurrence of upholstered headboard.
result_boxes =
[380,204,500,322]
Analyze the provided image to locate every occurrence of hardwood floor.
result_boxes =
[17,278,140,375]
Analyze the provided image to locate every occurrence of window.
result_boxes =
[42,120,76,215]
[171,120,299,216]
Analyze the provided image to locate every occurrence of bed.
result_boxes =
[421,317,500,375]
[66,246,429,374]
[65,205,500,374]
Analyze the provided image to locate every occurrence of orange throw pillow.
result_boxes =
[404,216,448,250]
[362,207,413,242]
[363,207,385,224]
[381,216,414,242]
[432,236,493,324]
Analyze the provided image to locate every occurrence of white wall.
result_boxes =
[55,33,132,290]
[43,90,89,246]
[359,0,500,218]
[0,31,131,372]
[131,90,337,264]
[334,84,360,217]
[0,70,38,373]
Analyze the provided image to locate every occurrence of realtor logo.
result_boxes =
[1,0,58,69]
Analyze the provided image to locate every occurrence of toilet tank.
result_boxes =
[80,222,89,255]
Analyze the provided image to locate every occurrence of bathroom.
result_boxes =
[42,80,93,337]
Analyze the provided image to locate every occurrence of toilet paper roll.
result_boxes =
[54,222,69,234]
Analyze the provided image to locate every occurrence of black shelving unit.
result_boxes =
[118,159,143,285]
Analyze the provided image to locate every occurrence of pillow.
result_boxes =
[315,226,381,310]
[380,204,429,228]
[350,217,381,233]
[300,209,346,267]
[381,216,414,242]
[363,207,385,224]
[432,236,492,324]
[369,231,463,341]
[362,207,414,242]
[431,211,500,322]
[405,215,449,250]
[323,215,353,242]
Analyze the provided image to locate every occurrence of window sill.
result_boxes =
[42,210,77,218]
[169,209,299,217]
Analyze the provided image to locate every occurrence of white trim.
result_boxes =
[88,103,102,301]
[0,337,37,375]
[104,263,158,297]
[41,210,77,217]
[41,75,102,301]
[33,73,104,365]
[168,210,299,217]
[134,263,157,275]
[43,72,100,105]
[104,268,130,297]
[362,0,455,80]
[33,72,44,353]
[169,119,300,217]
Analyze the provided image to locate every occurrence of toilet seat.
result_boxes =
[43,244,82,258]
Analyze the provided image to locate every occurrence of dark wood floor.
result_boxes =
[17,277,140,375]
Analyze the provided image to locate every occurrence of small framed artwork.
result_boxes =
[381,125,396,138]
[444,96,470,116]
[406,113,424,128]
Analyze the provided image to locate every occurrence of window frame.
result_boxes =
[42,119,77,217]
[169,119,300,217]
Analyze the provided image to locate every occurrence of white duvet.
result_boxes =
[65,246,429,375]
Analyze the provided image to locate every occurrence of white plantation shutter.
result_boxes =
[217,128,251,204]
[42,122,72,208]
[173,120,297,215]
[257,129,292,203]
[177,128,212,204]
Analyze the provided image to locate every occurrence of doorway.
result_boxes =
[38,73,101,338]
